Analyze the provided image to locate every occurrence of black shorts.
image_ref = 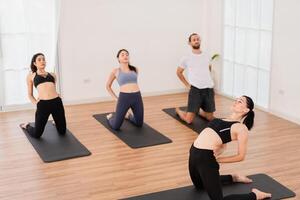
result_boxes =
[187,86,215,113]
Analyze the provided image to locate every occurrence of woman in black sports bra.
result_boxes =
[20,53,66,138]
[189,96,271,200]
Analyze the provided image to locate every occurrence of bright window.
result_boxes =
[222,0,273,109]
[0,0,60,110]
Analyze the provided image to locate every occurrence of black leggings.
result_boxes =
[108,91,144,130]
[26,97,66,138]
[189,145,256,200]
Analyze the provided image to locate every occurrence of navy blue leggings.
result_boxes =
[108,91,144,130]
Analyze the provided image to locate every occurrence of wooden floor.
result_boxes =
[0,93,299,200]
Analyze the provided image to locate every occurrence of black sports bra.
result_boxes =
[207,118,239,144]
[33,72,55,88]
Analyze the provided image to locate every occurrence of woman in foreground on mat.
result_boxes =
[189,95,271,200]
[20,53,66,138]
[106,49,144,130]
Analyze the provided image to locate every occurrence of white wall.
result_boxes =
[58,0,208,104]
[269,0,300,123]
[205,0,300,124]
[206,0,223,92]
[59,0,300,125]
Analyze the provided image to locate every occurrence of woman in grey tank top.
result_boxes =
[105,49,144,130]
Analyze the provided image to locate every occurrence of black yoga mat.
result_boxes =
[93,113,172,148]
[20,121,91,162]
[162,107,209,133]
[123,174,295,200]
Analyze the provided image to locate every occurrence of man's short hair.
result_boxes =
[188,33,199,42]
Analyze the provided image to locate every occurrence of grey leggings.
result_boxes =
[108,91,144,130]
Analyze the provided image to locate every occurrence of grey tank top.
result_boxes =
[116,68,138,86]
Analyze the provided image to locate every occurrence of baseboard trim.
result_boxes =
[3,89,300,125]
[1,104,35,112]
[269,109,300,125]
[215,91,300,125]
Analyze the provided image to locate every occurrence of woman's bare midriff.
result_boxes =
[36,83,59,100]
[120,83,140,93]
[193,128,224,150]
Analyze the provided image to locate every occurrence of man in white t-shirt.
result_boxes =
[176,33,215,124]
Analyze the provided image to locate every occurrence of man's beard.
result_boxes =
[192,44,200,49]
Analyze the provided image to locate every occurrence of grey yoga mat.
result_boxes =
[21,121,91,162]
[162,107,209,133]
[93,113,172,148]
[123,174,295,200]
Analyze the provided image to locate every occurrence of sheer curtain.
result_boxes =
[222,0,273,109]
[0,0,60,110]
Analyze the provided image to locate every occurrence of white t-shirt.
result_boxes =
[179,52,214,89]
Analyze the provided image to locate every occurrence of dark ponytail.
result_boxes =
[116,49,137,73]
[243,95,255,130]
[243,110,255,130]
[128,64,137,73]
[30,53,44,73]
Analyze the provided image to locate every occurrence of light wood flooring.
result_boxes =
[0,93,299,199]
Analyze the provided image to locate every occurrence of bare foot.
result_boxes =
[20,123,29,129]
[198,110,203,117]
[252,188,272,199]
[106,113,113,120]
[125,110,133,119]
[232,174,253,183]
[175,107,181,116]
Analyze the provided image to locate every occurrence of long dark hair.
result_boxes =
[243,95,255,130]
[30,53,44,73]
[116,49,137,73]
